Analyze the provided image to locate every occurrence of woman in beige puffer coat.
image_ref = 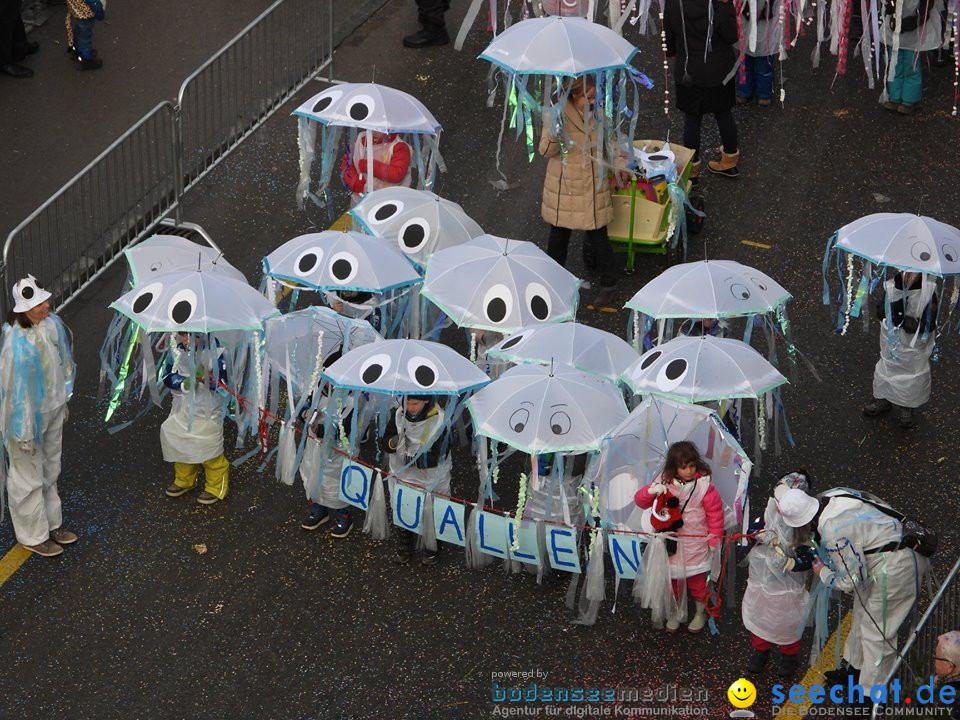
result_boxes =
[539,77,620,309]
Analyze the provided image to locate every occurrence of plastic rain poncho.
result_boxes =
[815,492,929,690]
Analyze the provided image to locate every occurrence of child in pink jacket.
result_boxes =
[635,441,725,632]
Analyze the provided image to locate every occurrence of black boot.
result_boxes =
[747,650,769,675]
[778,653,800,678]
[402,28,449,48]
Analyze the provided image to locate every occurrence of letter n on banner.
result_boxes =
[392,482,425,535]
[475,510,508,558]
[434,498,466,546]
[608,534,643,580]
[339,459,372,510]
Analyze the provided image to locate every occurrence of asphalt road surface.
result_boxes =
[1,0,959,718]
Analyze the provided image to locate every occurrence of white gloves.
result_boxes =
[649,483,668,496]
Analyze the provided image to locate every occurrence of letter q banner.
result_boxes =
[339,459,373,510]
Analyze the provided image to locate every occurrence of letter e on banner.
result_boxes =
[548,527,581,572]
[392,483,425,535]
[434,498,466,546]
[339,459,372,510]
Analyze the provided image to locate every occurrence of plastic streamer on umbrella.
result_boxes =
[295,116,443,210]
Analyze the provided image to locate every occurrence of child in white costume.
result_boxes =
[161,333,230,505]
[0,276,77,557]
[742,472,817,678]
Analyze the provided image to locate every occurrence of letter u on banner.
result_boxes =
[392,482,425,534]
[434,497,466,546]
[339,459,372,510]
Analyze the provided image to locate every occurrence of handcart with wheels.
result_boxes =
[607,140,705,271]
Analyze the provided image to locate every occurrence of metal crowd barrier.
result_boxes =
[872,554,960,719]
[1,0,335,316]
[176,0,334,196]
[1,102,178,317]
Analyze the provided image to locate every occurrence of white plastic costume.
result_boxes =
[0,314,75,546]
[873,276,936,408]
[816,493,928,690]
[386,403,451,496]
[159,339,228,465]
[300,394,355,510]
[742,495,812,646]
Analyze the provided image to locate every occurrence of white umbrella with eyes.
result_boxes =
[262,231,422,294]
[421,234,581,333]
[834,213,960,276]
[622,335,787,403]
[466,363,628,454]
[321,339,490,396]
[110,270,279,333]
[625,260,791,319]
[485,322,638,383]
[350,187,484,270]
[123,235,246,287]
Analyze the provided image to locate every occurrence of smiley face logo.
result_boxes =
[727,678,757,709]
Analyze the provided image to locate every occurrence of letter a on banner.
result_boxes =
[434,498,466,546]
[392,482,425,535]
[339,459,372,510]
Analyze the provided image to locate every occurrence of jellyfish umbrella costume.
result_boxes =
[293,83,444,209]
[262,231,422,339]
[466,363,628,582]
[625,259,807,377]
[122,234,245,288]
[823,214,960,409]
[99,270,279,443]
[262,306,383,488]
[582,396,751,624]
[622,334,789,467]
[476,17,651,181]
[350,187,484,339]
[321,339,491,546]
[486,322,638,383]
[422,234,581,362]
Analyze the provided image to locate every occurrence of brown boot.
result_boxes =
[708,150,740,178]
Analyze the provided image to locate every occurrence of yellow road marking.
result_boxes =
[328,211,352,232]
[779,611,853,717]
[0,544,32,586]
[741,240,772,249]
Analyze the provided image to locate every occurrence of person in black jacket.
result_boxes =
[663,0,741,179]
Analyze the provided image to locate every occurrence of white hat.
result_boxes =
[12,275,52,313]
[777,488,819,528]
